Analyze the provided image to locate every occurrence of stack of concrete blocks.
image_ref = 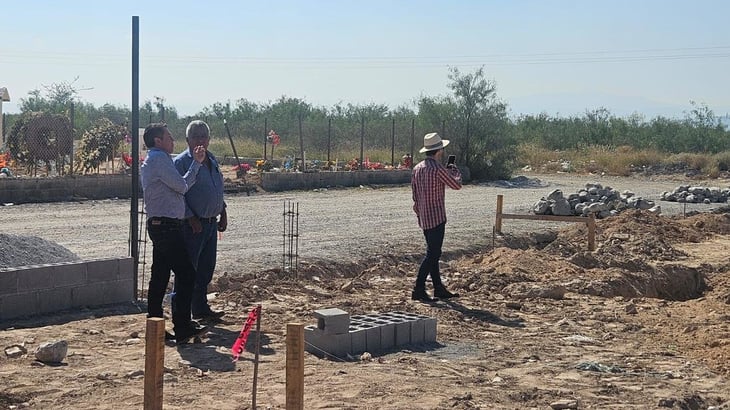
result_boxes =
[304,308,437,359]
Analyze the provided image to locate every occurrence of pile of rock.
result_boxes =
[533,183,659,219]
[660,185,730,204]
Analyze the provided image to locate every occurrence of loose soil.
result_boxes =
[1,172,730,409]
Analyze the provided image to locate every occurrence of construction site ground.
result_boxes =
[1,172,730,409]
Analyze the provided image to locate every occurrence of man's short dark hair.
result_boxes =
[425,149,440,157]
[143,123,167,148]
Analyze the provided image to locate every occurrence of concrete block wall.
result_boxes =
[261,170,412,192]
[0,257,134,322]
[0,174,133,204]
[304,310,437,358]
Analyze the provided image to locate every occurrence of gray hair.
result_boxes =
[186,120,210,140]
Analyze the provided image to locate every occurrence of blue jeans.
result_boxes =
[176,219,218,315]
[415,222,445,290]
[146,219,195,334]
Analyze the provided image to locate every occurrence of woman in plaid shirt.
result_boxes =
[411,133,462,302]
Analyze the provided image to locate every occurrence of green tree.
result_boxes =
[418,67,515,179]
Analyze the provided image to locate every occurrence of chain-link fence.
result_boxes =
[0,104,465,177]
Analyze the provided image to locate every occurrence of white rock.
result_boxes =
[5,344,27,358]
[35,340,68,363]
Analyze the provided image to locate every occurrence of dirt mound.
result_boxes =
[443,210,717,302]
[0,233,80,268]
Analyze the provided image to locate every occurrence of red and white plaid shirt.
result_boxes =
[411,157,462,230]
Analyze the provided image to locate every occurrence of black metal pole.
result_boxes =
[131,16,140,299]
[410,118,415,169]
[223,119,243,173]
[327,117,332,163]
[359,115,364,170]
[69,103,75,175]
[263,117,268,160]
[391,118,395,167]
[298,113,305,171]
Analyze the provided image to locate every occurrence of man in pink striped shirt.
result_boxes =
[411,132,463,302]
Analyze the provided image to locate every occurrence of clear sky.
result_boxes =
[1,0,729,119]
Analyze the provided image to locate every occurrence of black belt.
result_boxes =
[149,217,184,225]
[197,216,218,224]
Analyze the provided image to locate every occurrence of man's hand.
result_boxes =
[217,209,228,232]
[192,145,206,163]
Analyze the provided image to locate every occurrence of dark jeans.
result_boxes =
[177,219,218,315]
[146,219,196,334]
[415,222,445,290]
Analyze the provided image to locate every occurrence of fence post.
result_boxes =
[359,115,364,170]
[495,194,503,234]
[263,117,268,160]
[327,117,332,163]
[587,213,596,251]
[391,118,395,167]
[69,103,75,175]
[298,113,305,172]
[410,118,415,168]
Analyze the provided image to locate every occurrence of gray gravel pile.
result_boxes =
[660,185,730,204]
[0,234,81,268]
[533,182,658,219]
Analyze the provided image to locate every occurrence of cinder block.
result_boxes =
[86,259,119,283]
[350,325,368,354]
[304,325,351,359]
[313,308,350,335]
[0,292,39,320]
[17,265,55,291]
[71,283,109,308]
[118,257,134,281]
[0,271,18,295]
[364,324,381,352]
[375,320,395,350]
[410,319,425,344]
[37,287,73,314]
[391,318,411,347]
[52,262,87,287]
[104,279,135,303]
[423,317,437,342]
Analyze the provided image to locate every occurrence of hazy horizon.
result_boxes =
[2,1,728,120]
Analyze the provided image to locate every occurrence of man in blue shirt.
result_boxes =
[140,123,208,342]
[174,120,228,320]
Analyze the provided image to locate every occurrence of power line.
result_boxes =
[1,45,729,68]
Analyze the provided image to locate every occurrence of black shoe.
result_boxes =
[434,286,460,299]
[192,309,225,320]
[411,289,438,303]
[165,331,176,341]
[174,323,208,343]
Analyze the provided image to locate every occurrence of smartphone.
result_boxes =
[447,155,456,166]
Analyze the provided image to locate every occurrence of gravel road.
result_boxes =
[0,173,708,276]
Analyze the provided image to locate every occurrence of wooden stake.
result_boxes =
[587,213,596,251]
[144,317,165,410]
[252,306,262,410]
[285,323,304,410]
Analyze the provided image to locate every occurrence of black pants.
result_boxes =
[415,222,445,290]
[146,219,195,334]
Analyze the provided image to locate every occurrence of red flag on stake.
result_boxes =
[231,306,262,361]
